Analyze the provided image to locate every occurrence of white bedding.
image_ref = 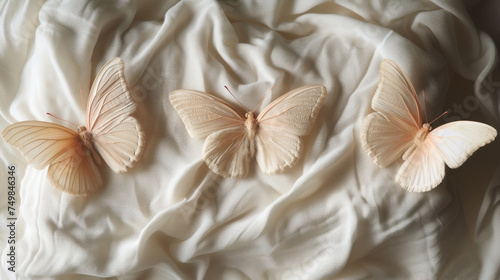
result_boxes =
[1,0,499,279]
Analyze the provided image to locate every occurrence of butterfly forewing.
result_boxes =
[2,121,81,169]
[87,58,136,129]
[87,57,145,173]
[169,89,245,139]
[257,85,327,136]
[1,121,103,195]
[373,60,422,128]
[428,121,497,169]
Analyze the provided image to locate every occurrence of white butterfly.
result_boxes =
[361,59,497,192]
[169,85,327,178]
[2,57,145,196]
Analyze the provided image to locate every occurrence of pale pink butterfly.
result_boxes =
[2,57,145,196]
[169,85,327,178]
[361,59,496,192]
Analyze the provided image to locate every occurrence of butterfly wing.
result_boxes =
[395,138,445,192]
[86,57,145,173]
[396,121,497,192]
[361,59,422,167]
[2,121,102,195]
[255,85,327,174]
[203,127,252,178]
[361,113,418,167]
[169,89,249,177]
[169,89,245,138]
[427,121,497,168]
[372,59,422,127]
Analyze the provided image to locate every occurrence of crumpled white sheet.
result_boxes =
[1,0,499,279]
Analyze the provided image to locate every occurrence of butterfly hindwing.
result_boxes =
[255,127,303,175]
[1,121,103,195]
[86,57,145,173]
[395,138,445,192]
[203,127,252,178]
[361,111,419,168]
[46,143,103,195]
[92,116,145,173]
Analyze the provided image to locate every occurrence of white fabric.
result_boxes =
[0,0,499,279]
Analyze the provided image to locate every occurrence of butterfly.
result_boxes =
[2,57,145,196]
[361,59,497,192]
[169,85,327,178]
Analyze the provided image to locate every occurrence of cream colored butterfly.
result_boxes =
[169,85,327,178]
[1,57,145,196]
[361,59,497,192]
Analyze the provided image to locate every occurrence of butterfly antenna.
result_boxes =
[252,85,275,113]
[429,111,448,125]
[46,113,79,128]
[422,90,428,123]
[224,86,249,112]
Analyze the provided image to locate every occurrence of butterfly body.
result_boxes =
[361,59,497,192]
[243,112,258,157]
[170,85,327,178]
[2,58,145,195]
[403,123,431,160]
[78,125,102,165]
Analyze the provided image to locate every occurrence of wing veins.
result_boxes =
[89,85,129,130]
